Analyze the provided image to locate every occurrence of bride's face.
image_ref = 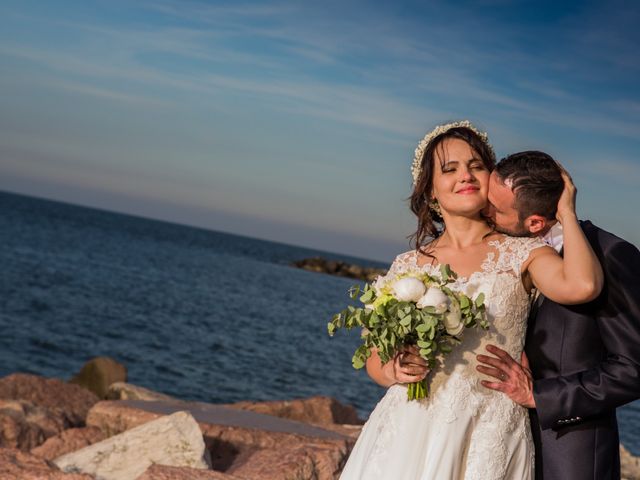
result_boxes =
[431,138,490,218]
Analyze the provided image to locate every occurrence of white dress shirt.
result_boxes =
[541,222,564,253]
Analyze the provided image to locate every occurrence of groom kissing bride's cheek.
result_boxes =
[477,151,640,480]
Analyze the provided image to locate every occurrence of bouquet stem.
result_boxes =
[406,379,428,400]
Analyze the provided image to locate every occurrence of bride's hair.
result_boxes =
[408,126,496,253]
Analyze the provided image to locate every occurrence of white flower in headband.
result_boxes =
[411,120,495,186]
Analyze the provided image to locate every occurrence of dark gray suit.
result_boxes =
[525,221,640,479]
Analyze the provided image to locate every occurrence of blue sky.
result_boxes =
[1,0,638,261]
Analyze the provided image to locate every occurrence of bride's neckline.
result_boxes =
[410,234,512,281]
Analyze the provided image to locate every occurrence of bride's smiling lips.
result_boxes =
[456,185,480,194]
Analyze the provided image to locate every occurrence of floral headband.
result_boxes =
[411,120,495,186]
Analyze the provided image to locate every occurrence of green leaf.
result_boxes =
[360,288,375,303]
[475,293,485,307]
[439,264,450,282]
[352,356,365,369]
[327,322,336,335]
[459,295,470,309]
[419,348,432,357]
[348,285,361,300]
[440,343,452,353]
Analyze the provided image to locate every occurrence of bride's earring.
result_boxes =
[429,198,441,216]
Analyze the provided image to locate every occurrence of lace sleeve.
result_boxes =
[386,250,417,277]
[489,236,548,276]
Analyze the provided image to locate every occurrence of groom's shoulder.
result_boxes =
[580,220,639,258]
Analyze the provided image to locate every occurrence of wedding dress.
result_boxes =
[340,236,545,480]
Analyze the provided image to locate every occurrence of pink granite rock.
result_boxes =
[229,439,350,480]
[137,464,245,479]
[31,427,105,460]
[0,373,99,426]
[227,396,362,426]
[0,400,69,450]
[0,447,93,479]
[86,401,161,437]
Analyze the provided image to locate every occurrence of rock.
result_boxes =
[54,410,211,480]
[0,403,44,450]
[137,464,244,479]
[230,445,316,479]
[291,257,387,282]
[0,447,93,479]
[0,400,69,450]
[86,401,160,437]
[69,357,127,399]
[0,373,99,426]
[227,396,363,427]
[622,444,640,480]
[105,381,175,401]
[31,427,105,460]
[230,440,350,480]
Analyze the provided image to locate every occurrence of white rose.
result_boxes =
[373,275,387,294]
[416,287,449,313]
[392,277,426,302]
[443,303,464,336]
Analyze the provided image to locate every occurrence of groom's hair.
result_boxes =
[495,151,564,221]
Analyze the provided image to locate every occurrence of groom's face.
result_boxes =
[487,172,530,237]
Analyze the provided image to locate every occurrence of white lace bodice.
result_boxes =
[387,235,545,368]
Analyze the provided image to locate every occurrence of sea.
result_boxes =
[1,190,638,455]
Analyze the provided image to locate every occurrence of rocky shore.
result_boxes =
[1,358,638,479]
[0,358,363,480]
[291,257,387,282]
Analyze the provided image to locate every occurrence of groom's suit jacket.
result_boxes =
[525,220,640,480]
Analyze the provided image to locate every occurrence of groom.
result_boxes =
[478,150,640,479]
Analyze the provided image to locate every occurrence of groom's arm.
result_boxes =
[531,238,640,430]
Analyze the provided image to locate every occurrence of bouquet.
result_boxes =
[328,264,488,400]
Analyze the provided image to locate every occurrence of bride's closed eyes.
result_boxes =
[441,158,487,173]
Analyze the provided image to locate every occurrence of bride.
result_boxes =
[339,121,603,479]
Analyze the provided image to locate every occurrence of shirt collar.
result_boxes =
[541,222,564,253]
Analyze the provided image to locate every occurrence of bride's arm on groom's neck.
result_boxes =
[525,172,603,305]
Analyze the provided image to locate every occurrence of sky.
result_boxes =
[1,0,639,262]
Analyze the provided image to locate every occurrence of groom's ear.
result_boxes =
[524,215,548,235]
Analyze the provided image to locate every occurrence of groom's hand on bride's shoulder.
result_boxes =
[476,345,536,409]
